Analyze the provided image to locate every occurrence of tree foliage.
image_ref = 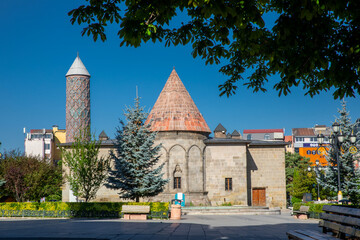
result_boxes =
[106,97,168,202]
[285,152,311,195]
[285,152,317,199]
[61,132,110,202]
[69,0,360,99]
[318,100,360,203]
[0,150,62,202]
[291,168,317,199]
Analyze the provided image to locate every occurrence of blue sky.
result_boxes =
[1,0,359,152]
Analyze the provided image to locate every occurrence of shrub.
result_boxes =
[292,202,339,213]
[291,197,302,205]
[0,202,169,215]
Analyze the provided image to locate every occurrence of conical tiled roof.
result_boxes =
[146,69,211,133]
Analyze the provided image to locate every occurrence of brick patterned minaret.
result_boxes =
[65,54,91,143]
[145,69,210,133]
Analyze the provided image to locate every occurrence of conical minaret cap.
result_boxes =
[66,54,90,77]
[145,69,211,133]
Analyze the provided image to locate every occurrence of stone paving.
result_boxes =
[0,214,319,240]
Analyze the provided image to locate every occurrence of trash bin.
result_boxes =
[170,201,181,220]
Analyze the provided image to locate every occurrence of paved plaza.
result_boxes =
[0,213,319,240]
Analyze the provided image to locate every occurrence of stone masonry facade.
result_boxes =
[62,68,287,208]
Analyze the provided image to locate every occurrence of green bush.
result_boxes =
[0,202,169,218]
[292,202,337,213]
[291,197,302,205]
[221,202,232,206]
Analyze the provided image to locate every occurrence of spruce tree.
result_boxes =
[318,100,360,203]
[106,97,168,202]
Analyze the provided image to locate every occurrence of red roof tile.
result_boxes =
[292,128,315,136]
[145,69,211,133]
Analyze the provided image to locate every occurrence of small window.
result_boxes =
[45,144,50,150]
[225,178,232,191]
[174,177,181,189]
[312,150,316,155]
[264,133,270,140]
[247,134,252,140]
[306,150,311,155]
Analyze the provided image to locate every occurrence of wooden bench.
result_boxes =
[122,205,150,220]
[293,206,310,220]
[287,205,360,239]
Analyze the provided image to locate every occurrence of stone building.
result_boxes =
[62,67,287,208]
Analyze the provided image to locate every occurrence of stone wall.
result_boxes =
[247,145,286,208]
[61,133,287,208]
[151,131,209,205]
[204,143,248,206]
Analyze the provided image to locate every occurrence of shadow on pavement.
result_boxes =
[0,216,320,240]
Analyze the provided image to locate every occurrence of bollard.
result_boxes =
[170,204,181,220]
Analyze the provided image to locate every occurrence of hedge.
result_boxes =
[292,202,360,219]
[292,202,330,213]
[0,202,169,219]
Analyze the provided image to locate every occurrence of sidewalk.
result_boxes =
[0,214,319,240]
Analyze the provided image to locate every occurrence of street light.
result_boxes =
[317,121,358,201]
[315,160,321,201]
[308,159,322,201]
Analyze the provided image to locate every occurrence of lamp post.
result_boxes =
[317,121,358,201]
[308,159,322,201]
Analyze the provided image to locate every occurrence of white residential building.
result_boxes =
[24,129,53,159]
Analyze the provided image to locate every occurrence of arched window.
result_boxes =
[173,165,182,189]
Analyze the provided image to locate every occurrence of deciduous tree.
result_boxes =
[69,0,360,99]
[0,150,62,202]
[61,132,110,202]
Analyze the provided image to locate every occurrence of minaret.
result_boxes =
[65,54,91,143]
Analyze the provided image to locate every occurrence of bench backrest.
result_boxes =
[320,205,360,238]
[122,205,150,213]
[299,206,310,212]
